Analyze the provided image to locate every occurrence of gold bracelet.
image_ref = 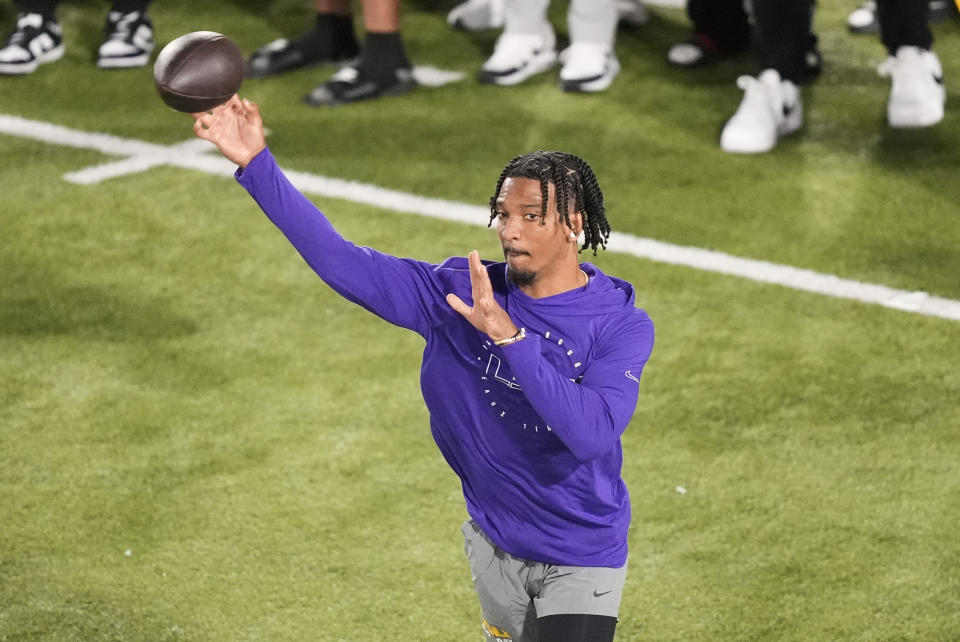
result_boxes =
[493,327,526,346]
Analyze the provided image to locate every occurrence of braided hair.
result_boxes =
[488,150,611,255]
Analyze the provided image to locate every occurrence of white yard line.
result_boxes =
[2,112,958,322]
[64,138,216,184]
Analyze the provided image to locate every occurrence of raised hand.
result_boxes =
[192,94,267,168]
[446,250,519,343]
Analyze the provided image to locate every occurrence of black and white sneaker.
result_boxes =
[478,24,557,86]
[97,10,154,68]
[303,65,416,106]
[0,13,64,75]
[246,25,360,78]
[559,42,620,93]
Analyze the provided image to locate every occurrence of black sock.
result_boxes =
[358,32,411,84]
[316,13,359,57]
[292,13,359,61]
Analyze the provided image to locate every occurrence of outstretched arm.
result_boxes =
[189,95,440,335]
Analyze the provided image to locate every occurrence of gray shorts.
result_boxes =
[460,519,627,642]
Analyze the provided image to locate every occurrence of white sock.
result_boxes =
[503,0,550,34]
[568,0,617,47]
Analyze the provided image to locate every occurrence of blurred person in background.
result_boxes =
[847,0,956,34]
[245,0,415,106]
[665,0,753,68]
[720,0,945,154]
[451,0,648,93]
[0,0,154,74]
[446,0,648,32]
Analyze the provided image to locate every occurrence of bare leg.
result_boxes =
[315,0,351,16]
[362,0,400,33]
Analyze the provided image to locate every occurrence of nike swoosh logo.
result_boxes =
[624,370,639,383]
[593,589,613,598]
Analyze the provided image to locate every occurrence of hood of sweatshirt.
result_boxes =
[492,261,638,318]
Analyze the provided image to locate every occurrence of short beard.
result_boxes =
[507,267,536,288]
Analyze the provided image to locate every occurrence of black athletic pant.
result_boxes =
[686,0,751,54]
[15,0,151,19]
[687,0,933,82]
[878,0,932,53]
[684,0,817,82]
[751,0,817,83]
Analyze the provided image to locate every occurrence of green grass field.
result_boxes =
[2,0,960,640]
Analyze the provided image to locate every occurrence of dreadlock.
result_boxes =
[488,150,611,255]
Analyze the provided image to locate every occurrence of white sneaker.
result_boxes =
[0,13,64,75]
[97,10,155,68]
[847,1,878,34]
[559,42,620,93]
[879,46,945,128]
[616,0,649,27]
[720,69,803,154]
[478,24,557,86]
[447,0,505,31]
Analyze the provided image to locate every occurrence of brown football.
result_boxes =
[154,31,244,113]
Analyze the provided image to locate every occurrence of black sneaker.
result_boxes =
[303,65,416,106]
[97,10,154,68]
[246,28,359,78]
[0,13,64,75]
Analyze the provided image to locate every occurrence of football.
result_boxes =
[154,31,245,113]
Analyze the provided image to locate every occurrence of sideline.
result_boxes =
[1,112,958,323]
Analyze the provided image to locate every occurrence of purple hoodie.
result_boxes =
[237,148,654,567]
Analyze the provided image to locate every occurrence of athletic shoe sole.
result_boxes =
[246,49,360,78]
[0,43,64,74]
[721,101,803,154]
[303,77,417,107]
[448,15,503,31]
[97,51,152,68]
[478,49,557,86]
[561,58,621,93]
[888,100,945,128]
